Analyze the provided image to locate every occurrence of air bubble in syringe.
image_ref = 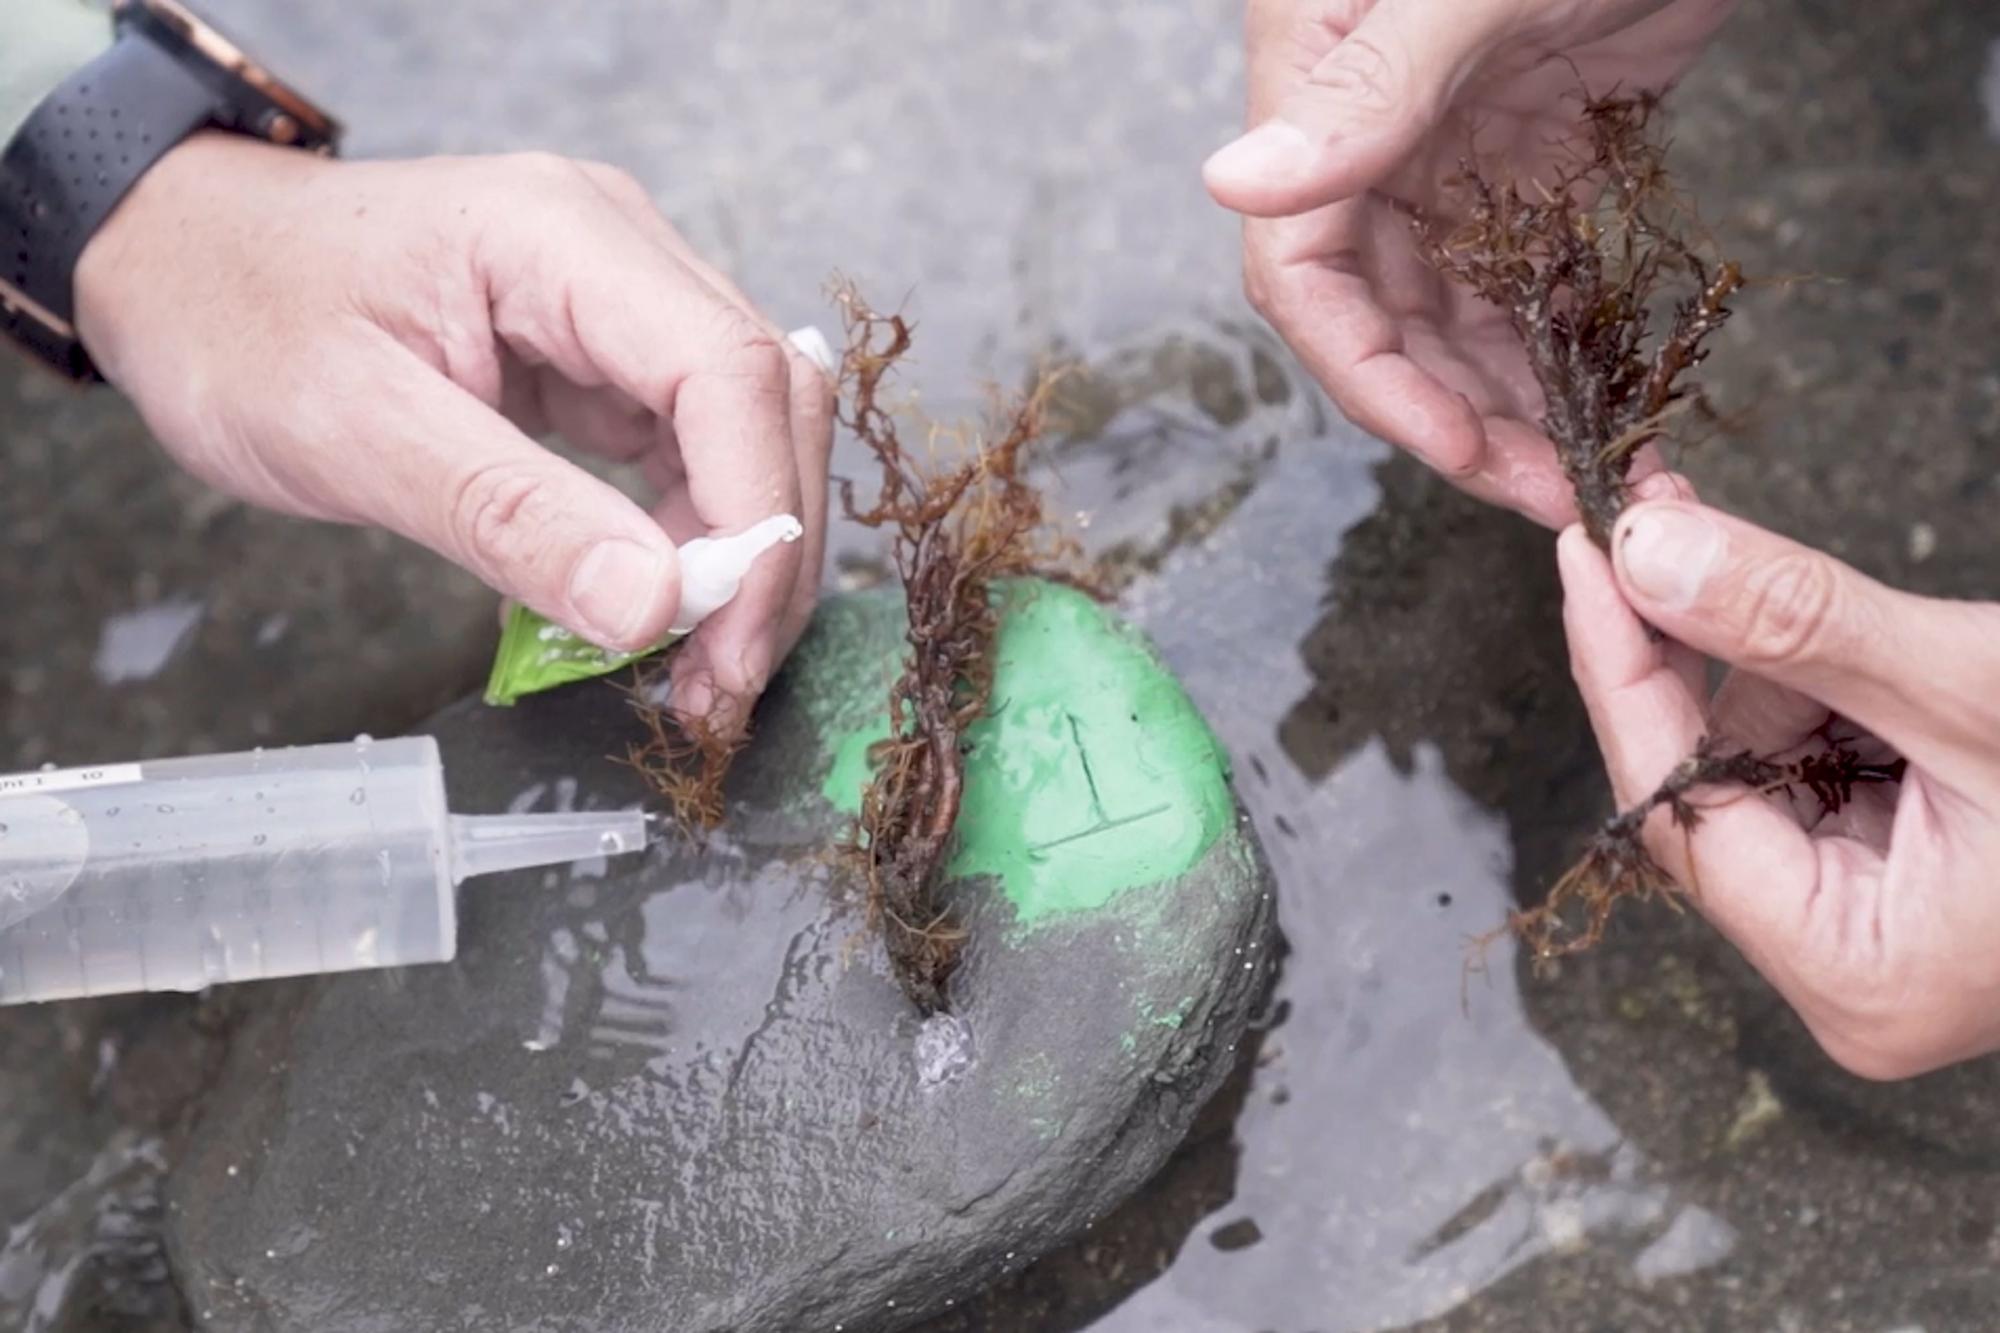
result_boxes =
[349,789,366,806]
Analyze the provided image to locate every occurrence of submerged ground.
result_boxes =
[5,0,2000,1329]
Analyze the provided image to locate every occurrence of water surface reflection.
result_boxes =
[1079,442,1735,1327]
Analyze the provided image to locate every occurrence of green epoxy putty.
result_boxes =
[823,582,1232,926]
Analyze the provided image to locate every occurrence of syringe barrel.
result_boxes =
[0,736,455,1004]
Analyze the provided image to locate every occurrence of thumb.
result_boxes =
[332,357,684,652]
[1610,500,1979,765]
[1204,0,1522,218]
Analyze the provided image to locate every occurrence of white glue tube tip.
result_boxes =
[786,326,838,379]
[671,514,804,634]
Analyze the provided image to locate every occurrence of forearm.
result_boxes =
[1,0,107,143]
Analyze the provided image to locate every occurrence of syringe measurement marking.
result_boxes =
[0,764,142,797]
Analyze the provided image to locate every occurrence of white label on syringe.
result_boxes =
[0,763,143,797]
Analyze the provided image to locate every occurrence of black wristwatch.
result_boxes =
[0,0,341,381]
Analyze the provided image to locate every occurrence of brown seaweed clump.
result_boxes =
[1413,94,1741,547]
[833,284,1073,1013]
[1417,96,1903,965]
[620,669,746,834]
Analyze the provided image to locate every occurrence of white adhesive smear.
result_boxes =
[92,599,204,684]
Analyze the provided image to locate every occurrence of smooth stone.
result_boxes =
[165,582,1276,1332]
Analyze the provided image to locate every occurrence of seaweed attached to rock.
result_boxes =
[832,284,1074,1013]
[1417,95,1901,964]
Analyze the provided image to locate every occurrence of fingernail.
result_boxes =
[569,538,667,647]
[1617,505,1723,610]
[1205,120,1315,188]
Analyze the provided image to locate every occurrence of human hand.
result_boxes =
[1207,0,1734,526]
[1561,499,2000,1078]
[72,132,833,724]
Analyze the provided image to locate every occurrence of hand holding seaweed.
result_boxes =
[1420,95,2000,1078]
[1554,505,2000,1078]
[1211,0,1732,525]
[1409,92,1770,956]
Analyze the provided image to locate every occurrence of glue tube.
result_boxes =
[484,323,830,707]
[483,513,803,706]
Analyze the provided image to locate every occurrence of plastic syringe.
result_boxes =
[0,736,644,1005]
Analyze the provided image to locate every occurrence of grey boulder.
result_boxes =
[166,583,1275,1332]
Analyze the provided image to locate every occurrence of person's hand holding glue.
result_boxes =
[72,132,835,725]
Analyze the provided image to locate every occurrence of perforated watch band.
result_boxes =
[0,32,217,380]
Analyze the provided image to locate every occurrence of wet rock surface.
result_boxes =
[165,588,1275,1333]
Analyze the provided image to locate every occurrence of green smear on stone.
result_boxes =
[822,581,1232,928]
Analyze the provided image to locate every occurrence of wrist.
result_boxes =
[0,1,340,382]
[71,130,296,378]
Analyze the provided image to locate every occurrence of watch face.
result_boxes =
[114,0,341,150]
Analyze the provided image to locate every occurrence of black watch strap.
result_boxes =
[0,33,219,381]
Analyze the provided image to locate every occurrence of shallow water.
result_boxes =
[1105,445,1698,1330]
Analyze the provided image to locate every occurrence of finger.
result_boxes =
[1470,415,1582,527]
[1561,526,1713,808]
[478,158,800,527]
[1710,671,1828,756]
[315,338,682,651]
[1609,501,2000,777]
[1249,203,1590,526]
[777,328,836,652]
[1558,525,1835,976]
[667,331,834,724]
[572,160,779,332]
[1707,671,1841,827]
[686,330,833,695]
[1250,221,1487,476]
[1206,0,1524,217]
[479,165,805,655]
[1817,783,1898,848]
[529,373,657,463]
[566,161,834,685]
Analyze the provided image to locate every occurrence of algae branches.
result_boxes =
[1413,94,1740,547]
[1417,95,1901,963]
[831,284,1078,1013]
